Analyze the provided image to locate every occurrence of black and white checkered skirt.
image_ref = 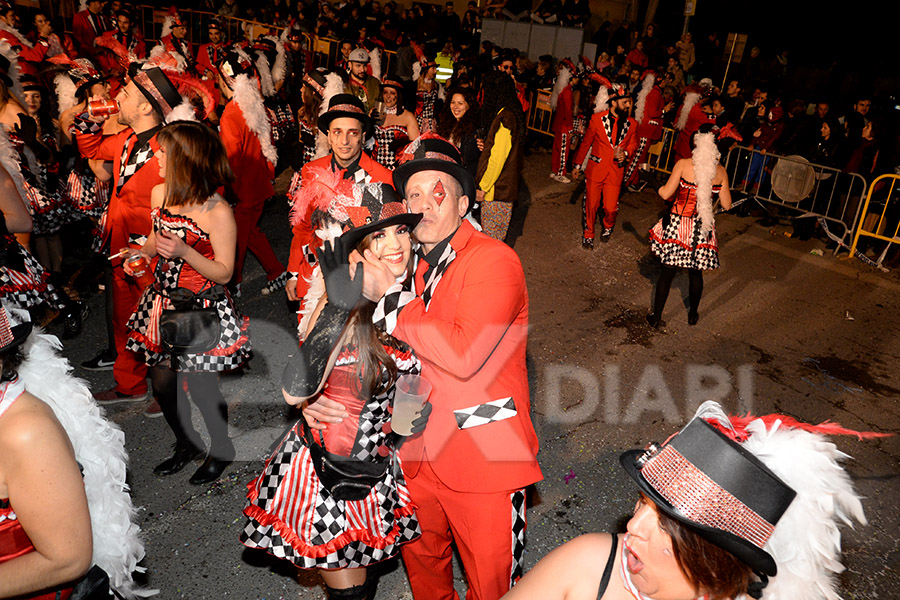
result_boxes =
[0,234,66,310]
[25,180,68,236]
[59,170,110,219]
[125,286,251,372]
[649,214,720,270]
[240,421,421,569]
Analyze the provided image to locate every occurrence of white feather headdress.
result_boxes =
[254,51,276,97]
[691,131,719,236]
[634,73,655,123]
[550,66,571,110]
[593,86,609,114]
[676,91,700,131]
[412,61,421,83]
[232,73,278,165]
[369,48,381,82]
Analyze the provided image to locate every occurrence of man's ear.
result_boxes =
[137,97,154,117]
[458,194,469,217]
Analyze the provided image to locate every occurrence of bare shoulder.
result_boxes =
[208,195,236,221]
[0,392,68,454]
[150,184,165,208]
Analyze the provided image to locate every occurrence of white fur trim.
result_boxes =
[14,321,155,599]
[634,73,655,123]
[165,100,198,124]
[0,22,31,49]
[593,86,609,114]
[232,74,278,165]
[0,129,30,209]
[54,73,78,114]
[676,91,700,131]
[369,48,381,81]
[550,67,571,110]
[691,131,719,236]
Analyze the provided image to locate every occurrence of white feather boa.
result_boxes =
[0,22,31,49]
[165,101,198,124]
[0,129,30,211]
[1,41,24,105]
[676,91,700,131]
[269,36,286,87]
[54,73,78,115]
[593,86,609,114]
[634,73,655,123]
[255,52,276,97]
[550,67,571,110]
[369,48,381,82]
[412,61,421,83]
[691,131,718,237]
[232,74,278,165]
[742,419,866,600]
[10,316,153,599]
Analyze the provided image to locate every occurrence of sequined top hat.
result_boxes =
[317,93,371,134]
[0,306,32,353]
[393,134,476,203]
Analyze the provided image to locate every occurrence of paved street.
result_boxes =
[62,151,900,599]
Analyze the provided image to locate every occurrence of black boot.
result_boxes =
[153,441,205,476]
[189,444,235,485]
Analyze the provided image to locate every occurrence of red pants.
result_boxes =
[233,201,284,285]
[582,174,622,238]
[112,268,147,395]
[551,130,571,176]
[401,460,526,600]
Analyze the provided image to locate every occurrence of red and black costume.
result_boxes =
[551,83,575,177]
[70,8,111,60]
[625,73,664,187]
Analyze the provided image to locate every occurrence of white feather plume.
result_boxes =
[161,16,173,39]
[165,100,198,124]
[0,22,32,49]
[0,128,30,208]
[261,35,287,88]
[255,52,276,97]
[412,61,421,83]
[314,131,330,159]
[593,86,609,114]
[232,73,278,165]
[148,44,187,73]
[319,72,345,116]
[53,73,78,115]
[369,48,381,81]
[742,419,866,600]
[1,41,24,105]
[550,66,571,110]
[297,264,325,341]
[691,131,719,237]
[13,320,155,599]
[676,91,700,131]
[635,73,655,123]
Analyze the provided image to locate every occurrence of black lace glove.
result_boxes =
[317,237,363,311]
[410,401,432,435]
[15,116,52,162]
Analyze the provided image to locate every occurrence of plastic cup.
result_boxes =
[391,374,432,436]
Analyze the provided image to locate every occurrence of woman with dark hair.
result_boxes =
[414,58,440,133]
[124,121,249,485]
[647,127,731,327]
[475,70,525,241]
[242,181,428,600]
[503,401,873,600]
[373,79,419,170]
[810,116,845,168]
[435,86,481,181]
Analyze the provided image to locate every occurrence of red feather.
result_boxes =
[289,165,352,227]
[164,70,217,119]
[706,413,892,442]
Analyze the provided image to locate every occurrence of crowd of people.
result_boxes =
[0,1,892,599]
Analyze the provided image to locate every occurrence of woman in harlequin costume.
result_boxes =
[647,126,731,327]
[373,78,419,170]
[242,178,428,600]
[286,68,342,201]
[124,121,249,485]
[414,58,440,134]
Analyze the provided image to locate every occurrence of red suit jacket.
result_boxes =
[395,221,542,492]
[674,104,714,161]
[161,34,193,68]
[551,85,575,133]
[75,126,161,256]
[71,9,111,59]
[219,100,275,207]
[637,84,664,141]
[196,42,225,77]
[287,153,392,300]
[574,110,639,181]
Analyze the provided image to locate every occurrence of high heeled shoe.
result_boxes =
[189,445,235,485]
[688,311,699,325]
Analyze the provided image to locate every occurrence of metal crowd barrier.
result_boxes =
[847,174,900,267]
[723,146,868,249]
[527,89,552,136]
[646,127,677,175]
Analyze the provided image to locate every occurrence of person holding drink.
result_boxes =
[241,179,430,600]
[124,121,249,485]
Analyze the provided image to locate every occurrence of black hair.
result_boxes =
[479,70,524,138]
[0,348,23,383]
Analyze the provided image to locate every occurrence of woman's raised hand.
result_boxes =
[156,229,188,259]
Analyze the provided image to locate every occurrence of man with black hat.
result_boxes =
[344,47,381,113]
[285,94,392,323]
[572,83,638,247]
[196,17,227,83]
[74,66,184,407]
[307,136,542,600]
[96,8,146,79]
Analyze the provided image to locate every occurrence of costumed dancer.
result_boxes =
[215,47,288,297]
[253,35,297,168]
[549,59,577,183]
[647,126,731,327]
[672,83,714,163]
[624,69,664,191]
[284,94,391,335]
[287,69,340,200]
[195,17,226,86]
[242,181,426,600]
[0,305,152,599]
[70,0,112,61]
[572,83,638,248]
[503,400,886,600]
[413,57,439,134]
[373,78,419,170]
[125,121,248,485]
[157,8,194,72]
[74,52,215,408]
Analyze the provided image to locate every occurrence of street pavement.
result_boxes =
[61,152,900,599]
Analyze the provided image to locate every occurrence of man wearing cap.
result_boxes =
[74,67,182,405]
[285,94,392,328]
[572,83,638,247]
[196,18,227,82]
[71,0,111,61]
[308,136,542,600]
[344,47,381,114]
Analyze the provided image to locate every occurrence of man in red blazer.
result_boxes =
[285,94,392,331]
[573,83,638,247]
[196,18,227,82]
[307,137,543,600]
[71,0,111,61]
[75,67,185,405]
[625,70,665,191]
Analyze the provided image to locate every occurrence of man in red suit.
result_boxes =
[75,67,183,405]
[159,10,194,71]
[625,70,664,191]
[196,18,226,82]
[573,83,639,247]
[285,93,392,331]
[216,49,287,296]
[306,137,543,600]
[549,64,578,183]
[71,0,111,60]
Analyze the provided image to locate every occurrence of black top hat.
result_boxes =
[20,73,42,93]
[606,83,629,102]
[0,306,32,354]
[208,16,224,30]
[133,67,183,119]
[302,68,328,98]
[217,47,258,80]
[318,93,370,134]
[620,418,796,576]
[393,135,476,204]
[381,78,404,93]
[339,184,422,250]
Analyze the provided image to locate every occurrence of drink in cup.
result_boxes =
[391,374,432,436]
[126,254,155,289]
[88,99,120,118]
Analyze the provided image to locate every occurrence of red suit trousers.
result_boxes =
[583,172,622,237]
[112,267,147,395]
[401,459,525,600]
[551,129,571,176]
[233,200,284,285]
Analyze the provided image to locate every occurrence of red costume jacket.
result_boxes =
[574,110,639,181]
[219,100,275,207]
[637,84,664,141]
[395,221,542,492]
[71,9,111,59]
[160,34,194,68]
[551,85,575,133]
[674,103,714,161]
[196,42,225,77]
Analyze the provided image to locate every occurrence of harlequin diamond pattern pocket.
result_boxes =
[454,397,517,430]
